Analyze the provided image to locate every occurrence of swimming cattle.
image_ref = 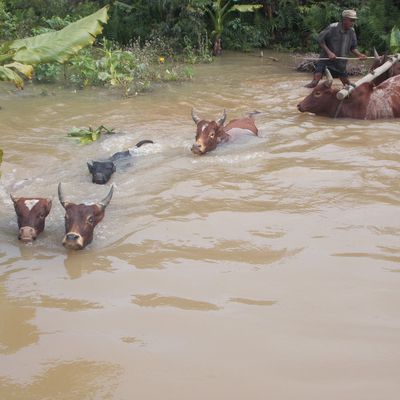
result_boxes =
[58,183,113,250]
[297,70,400,119]
[369,50,400,87]
[11,195,52,242]
[191,109,258,155]
[87,140,154,184]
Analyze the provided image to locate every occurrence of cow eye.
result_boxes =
[39,213,45,219]
[210,132,215,139]
[314,91,322,97]
[87,216,94,225]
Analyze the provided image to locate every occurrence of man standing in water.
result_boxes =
[305,9,367,88]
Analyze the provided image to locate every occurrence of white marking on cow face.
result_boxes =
[24,199,39,211]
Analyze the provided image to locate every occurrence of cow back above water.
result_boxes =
[191,109,258,155]
[87,140,154,184]
[297,71,400,119]
[58,183,114,250]
[11,195,52,242]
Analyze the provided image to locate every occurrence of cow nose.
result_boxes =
[19,226,37,242]
[93,173,108,184]
[66,233,80,241]
[191,144,204,155]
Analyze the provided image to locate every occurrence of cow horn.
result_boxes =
[191,108,201,124]
[216,109,227,126]
[58,183,68,209]
[99,184,114,209]
[373,47,380,59]
[324,68,333,87]
[10,193,18,204]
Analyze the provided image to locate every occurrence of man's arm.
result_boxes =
[351,48,367,60]
[317,24,336,60]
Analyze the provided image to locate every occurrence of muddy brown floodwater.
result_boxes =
[1,51,400,400]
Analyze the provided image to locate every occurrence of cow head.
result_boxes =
[370,49,400,86]
[58,183,114,250]
[87,160,116,185]
[191,109,227,155]
[11,195,52,242]
[297,68,340,117]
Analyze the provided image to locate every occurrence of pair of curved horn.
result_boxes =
[191,108,227,125]
[58,183,114,209]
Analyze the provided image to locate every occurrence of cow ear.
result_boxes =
[87,162,93,173]
[47,199,53,212]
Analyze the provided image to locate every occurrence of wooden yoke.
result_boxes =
[336,53,400,100]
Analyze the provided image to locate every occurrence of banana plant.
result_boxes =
[0,6,109,88]
[390,26,400,53]
[206,0,234,55]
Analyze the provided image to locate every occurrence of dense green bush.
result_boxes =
[0,0,400,80]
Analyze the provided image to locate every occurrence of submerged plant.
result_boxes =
[68,125,115,144]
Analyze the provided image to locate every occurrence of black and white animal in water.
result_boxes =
[87,140,154,184]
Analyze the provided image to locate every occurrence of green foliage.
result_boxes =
[357,0,400,53]
[223,17,265,51]
[390,26,400,53]
[68,125,115,145]
[62,38,193,96]
[0,6,109,87]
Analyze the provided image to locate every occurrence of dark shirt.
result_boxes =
[317,22,357,72]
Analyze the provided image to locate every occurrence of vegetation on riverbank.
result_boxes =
[1,0,400,94]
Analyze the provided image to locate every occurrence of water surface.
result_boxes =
[1,51,399,400]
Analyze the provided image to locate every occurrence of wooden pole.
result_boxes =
[304,56,377,61]
[336,54,400,100]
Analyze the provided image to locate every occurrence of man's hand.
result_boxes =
[327,51,337,60]
[358,53,367,60]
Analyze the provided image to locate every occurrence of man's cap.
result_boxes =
[342,9,357,19]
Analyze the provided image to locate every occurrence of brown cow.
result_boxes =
[11,195,52,242]
[297,70,400,119]
[58,183,113,250]
[369,50,400,87]
[191,109,258,155]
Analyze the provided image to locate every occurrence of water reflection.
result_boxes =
[0,271,38,354]
[132,293,220,311]
[63,251,113,279]
[0,360,122,400]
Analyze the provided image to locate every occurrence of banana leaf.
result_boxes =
[231,5,263,12]
[390,26,400,53]
[0,6,109,87]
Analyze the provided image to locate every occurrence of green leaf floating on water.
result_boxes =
[67,125,115,144]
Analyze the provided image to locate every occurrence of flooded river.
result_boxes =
[1,52,399,399]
